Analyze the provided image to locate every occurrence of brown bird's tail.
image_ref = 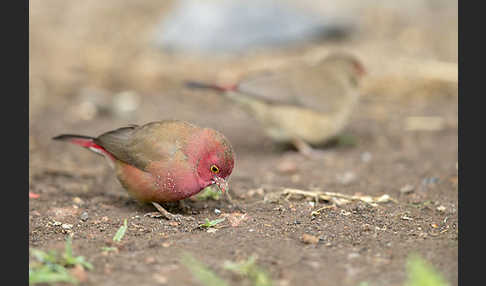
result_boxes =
[52,134,114,159]
[184,81,237,92]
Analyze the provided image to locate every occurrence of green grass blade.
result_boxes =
[181,253,230,286]
[113,219,128,242]
[405,254,449,286]
[223,255,273,286]
[199,218,225,228]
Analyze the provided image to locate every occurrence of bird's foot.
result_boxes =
[292,138,327,159]
[145,202,195,221]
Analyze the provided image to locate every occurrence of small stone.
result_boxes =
[80,212,89,221]
[161,242,171,248]
[340,210,351,216]
[73,197,84,205]
[400,184,415,194]
[401,215,413,221]
[145,257,156,264]
[362,224,371,231]
[301,233,319,244]
[361,152,372,163]
[61,223,73,230]
[276,160,297,174]
[436,205,446,212]
[153,273,168,285]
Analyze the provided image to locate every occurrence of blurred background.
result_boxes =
[29,0,457,122]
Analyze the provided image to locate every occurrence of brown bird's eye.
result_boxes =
[210,165,220,174]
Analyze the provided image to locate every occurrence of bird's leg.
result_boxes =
[145,202,194,221]
[291,138,327,159]
[177,199,190,213]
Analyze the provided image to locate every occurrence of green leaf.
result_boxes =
[196,185,222,200]
[223,255,273,286]
[113,219,128,242]
[199,218,226,228]
[29,236,93,285]
[181,253,230,286]
[101,246,118,252]
[405,254,449,286]
[29,264,78,285]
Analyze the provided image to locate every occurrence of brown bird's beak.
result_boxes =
[212,176,228,193]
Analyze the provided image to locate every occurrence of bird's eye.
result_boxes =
[210,165,220,174]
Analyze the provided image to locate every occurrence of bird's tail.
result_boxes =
[52,134,114,159]
[184,81,237,92]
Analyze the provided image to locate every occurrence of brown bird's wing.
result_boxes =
[94,121,198,171]
[236,70,303,106]
[93,125,148,169]
[236,64,356,114]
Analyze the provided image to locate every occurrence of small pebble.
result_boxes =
[73,197,84,205]
[145,257,156,264]
[161,242,171,248]
[436,205,446,212]
[80,212,89,221]
[361,152,372,163]
[62,223,73,230]
[276,160,298,174]
[301,233,319,244]
[400,184,415,194]
[152,273,168,285]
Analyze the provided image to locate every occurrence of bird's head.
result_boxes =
[321,52,366,86]
[190,128,235,193]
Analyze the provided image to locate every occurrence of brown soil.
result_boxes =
[29,1,458,285]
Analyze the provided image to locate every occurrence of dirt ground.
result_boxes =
[29,1,458,285]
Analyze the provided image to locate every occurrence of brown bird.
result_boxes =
[186,52,366,156]
[53,120,235,220]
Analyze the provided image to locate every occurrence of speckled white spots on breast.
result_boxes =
[162,171,177,192]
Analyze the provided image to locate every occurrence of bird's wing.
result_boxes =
[236,70,303,106]
[94,125,150,170]
[94,121,196,171]
[238,66,356,114]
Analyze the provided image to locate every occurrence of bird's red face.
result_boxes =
[190,129,235,193]
[197,151,234,193]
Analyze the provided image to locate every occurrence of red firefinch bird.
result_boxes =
[185,52,365,156]
[53,120,235,219]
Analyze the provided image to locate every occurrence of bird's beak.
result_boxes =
[212,176,228,193]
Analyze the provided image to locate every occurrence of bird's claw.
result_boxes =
[148,202,195,221]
